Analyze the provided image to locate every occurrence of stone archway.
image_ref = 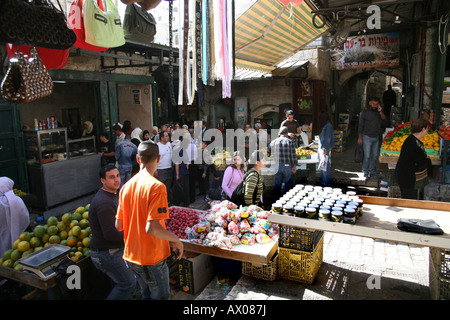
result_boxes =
[251,104,280,128]
[251,104,278,119]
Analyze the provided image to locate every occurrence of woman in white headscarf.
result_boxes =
[0,177,30,256]
[82,121,94,137]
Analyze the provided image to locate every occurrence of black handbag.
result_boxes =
[123,3,157,44]
[397,218,444,235]
[0,0,76,49]
[354,145,364,163]
[230,169,260,206]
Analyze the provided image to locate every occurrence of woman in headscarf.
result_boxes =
[82,121,94,137]
[0,177,30,256]
[130,127,143,147]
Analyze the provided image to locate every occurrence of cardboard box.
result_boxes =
[443,93,450,104]
[168,252,215,294]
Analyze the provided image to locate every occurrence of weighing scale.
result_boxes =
[18,244,71,280]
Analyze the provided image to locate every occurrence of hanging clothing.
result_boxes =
[0,177,30,256]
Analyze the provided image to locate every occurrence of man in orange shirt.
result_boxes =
[115,140,183,300]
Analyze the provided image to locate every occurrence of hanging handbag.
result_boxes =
[68,0,108,52]
[0,0,76,49]
[83,0,126,48]
[123,3,157,44]
[1,49,54,104]
[6,44,69,70]
[414,168,429,190]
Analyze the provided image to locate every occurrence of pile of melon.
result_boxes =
[0,204,91,271]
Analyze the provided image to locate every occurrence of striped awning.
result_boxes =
[234,0,327,72]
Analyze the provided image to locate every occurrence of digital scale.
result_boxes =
[18,244,71,280]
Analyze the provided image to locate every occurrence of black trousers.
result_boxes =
[400,186,419,200]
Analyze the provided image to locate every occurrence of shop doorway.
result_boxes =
[212,98,234,129]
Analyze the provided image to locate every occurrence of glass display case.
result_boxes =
[24,128,68,165]
[68,136,96,159]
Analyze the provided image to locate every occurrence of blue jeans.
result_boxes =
[274,164,294,195]
[126,259,170,300]
[319,149,331,186]
[90,248,136,300]
[118,165,132,189]
[362,135,380,176]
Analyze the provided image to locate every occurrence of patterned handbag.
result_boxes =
[0,0,76,49]
[1,49,54,104]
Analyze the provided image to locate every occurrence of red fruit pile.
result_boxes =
[166,207,200,239]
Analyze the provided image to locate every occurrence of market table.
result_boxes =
[267,196,450,299]
[170,206,279,265]
[181,240,278,265]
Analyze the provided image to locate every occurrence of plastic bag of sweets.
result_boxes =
[230,209,241,222]
[239,219,251,233]
[219,208,232,221]
[227,234,241,246]
[213,237,233,249]
[247,205,263,214]
[193,221,211,233]
[228,221,239,235]
[250,225,261,234]
[240,208,249,219]
[256,233,272,244]
[215,216,228,229]
[241,232,256,245]
[219,200,237,210]
[256,210,269,219]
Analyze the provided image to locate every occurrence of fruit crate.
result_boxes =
[277,235,324,284]
[242,253,278,281]
[278,225,324,252]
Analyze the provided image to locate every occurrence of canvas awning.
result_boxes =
[234,0,327,72]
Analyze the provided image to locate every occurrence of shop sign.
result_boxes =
[330,32,399,70]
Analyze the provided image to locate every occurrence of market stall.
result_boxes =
[379,122,442,168]
[24,128,101,209]
[268,194,450,299]
[0,204,98,299]
[166,205,278,265]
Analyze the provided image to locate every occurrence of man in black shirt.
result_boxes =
[280,110,301,147]
[89,164,136,299]
[98,133,116,167]
[357,97,387,180]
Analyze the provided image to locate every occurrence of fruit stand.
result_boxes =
[268,195,450,299]
[379,122,441,167]
[0,205,95,299]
